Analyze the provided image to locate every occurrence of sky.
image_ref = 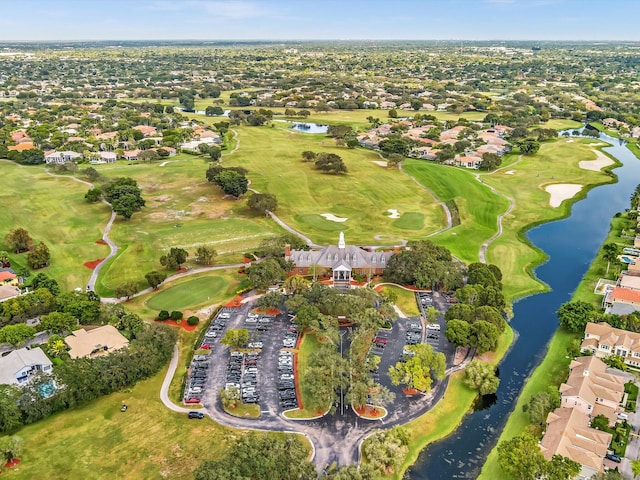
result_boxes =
[0,0,638,42]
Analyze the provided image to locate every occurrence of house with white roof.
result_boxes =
[0,347,52,385]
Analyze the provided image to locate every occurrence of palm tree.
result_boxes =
[602,243,620,276]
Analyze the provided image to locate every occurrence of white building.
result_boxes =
[0,347,52,385]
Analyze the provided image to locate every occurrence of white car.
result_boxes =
[245,317,258,323]
[426,323,441,331]
[218,312,231,319]
[205,331,218,338]
[189,386,203,393]
[247,312,259,319]
[280,374,294,380]
[247,342,263,349]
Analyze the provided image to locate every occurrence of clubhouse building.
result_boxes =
[285,232,393,288]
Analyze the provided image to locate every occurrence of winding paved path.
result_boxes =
[475,158,521,263]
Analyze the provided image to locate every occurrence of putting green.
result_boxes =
[393,212,424,230]
[146,276,227,311]
[295,214,345,232]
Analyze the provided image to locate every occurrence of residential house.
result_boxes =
[582,321,640,368]
[540,407,612,479]
[8,143,35,152]
[44,150,83,164]
[0,347,53,385]
[558,355,625,423]
[618,274,640,292]
[123,149,140,161]
[64,325,129,359]
[602,287,640,314]
[285,232,393,289]
[92,151,116,164]
[454,155,483,169]
[0,269,18,286]
[133,125,158,137]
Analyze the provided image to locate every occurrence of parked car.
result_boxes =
[427,333,439,340]
[185,397,201,404]
[205,331,218,338]
[218,312,231,319]
[193,354,209,362]
[605,453,622,463]
[247,342,263,349]
[188,411,205,419]
[200,343,211,350]
[426,323,441,331]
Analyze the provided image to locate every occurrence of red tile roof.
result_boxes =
[0,271,17,282]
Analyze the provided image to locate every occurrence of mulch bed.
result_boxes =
[83,258,104,269]
[225,296,244,308]
[5,458,21,468]
[155,319,197,332]
[354,405,385,419]
[95,239,107,245]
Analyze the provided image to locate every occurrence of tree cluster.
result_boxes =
[205,163,249,198]
[383,240,463,290]
[498,434,580,480]
[4,228,50,270]
[194,433,316,480]
[101,177,146,220]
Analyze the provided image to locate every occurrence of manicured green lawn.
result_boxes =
[402,160,509,264]
[146,276,228,312]
[382,286,420,317]
[393,212,425,230]
[544,119,583,130]
[292,331,331,418]
[85,156,285,296]
[223,126,445,245]
[0,161,110,292]
[481,138,617,299]
[2,367,233,480]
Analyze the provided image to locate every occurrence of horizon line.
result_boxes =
[1,38,639,43]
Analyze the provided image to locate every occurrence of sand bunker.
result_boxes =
[504,170,515,175]
[321,213,348,222]
[387,209,400,218]
[545,184,583,207]
[579,150,614,172]
[372,160,388,167]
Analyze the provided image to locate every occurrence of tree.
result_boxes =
[195,245,217,265]
[85,187,102,203]
[246,259,285,290]
[39,311,78,335]
[557,301,596,332]
[221,328,250,349]
[145,270,167,289]
[464,359,500,395]
[205,106,224,116]
[523,389,560,425]
[179,92,195,112]
[208,145,221,161]
[471,320,500,353]
[388,344,445,392]
[518,138,541,155]
[0,324,36,347]
[0,385,22,433]
[283,275,311,295]
[388,109,398,118]
[362,427,409,474]
[480,152,502,170]
[112,193,142,220]
[0,250,9,268]
[160,247,188,270]
[0,436,23,465]
[247,193,278,216]
[5,228,33,253]
[218,386,241,409]
[194,433,316,480]
[497,433,547,480]
[26,241,50,269]
[301,150,317,162]
[386,153,404,169]
[315,153,347,174]
[425,306,439,323]
[544,455,581,480]
[114,280,138,300]
[256,291,283,309]
[326,463,379,480]
[213,170,248,198]
[28,273,60,295]
[46,335,69,358]
[602,243,620,276]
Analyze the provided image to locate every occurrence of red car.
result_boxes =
[184,398,201,404]
[373,337,387,344]
[200,343,211,350]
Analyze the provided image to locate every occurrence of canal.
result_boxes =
[410,134,640,479]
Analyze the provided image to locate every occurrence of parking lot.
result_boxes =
[187,290,455,419]
[188,304,301,415]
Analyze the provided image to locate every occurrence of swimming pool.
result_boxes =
[38,381,57,398]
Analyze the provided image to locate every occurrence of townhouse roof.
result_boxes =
[610,287,640,303]
[540,407,611,471]
[559,355,625,406]
[619,275,640,291]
